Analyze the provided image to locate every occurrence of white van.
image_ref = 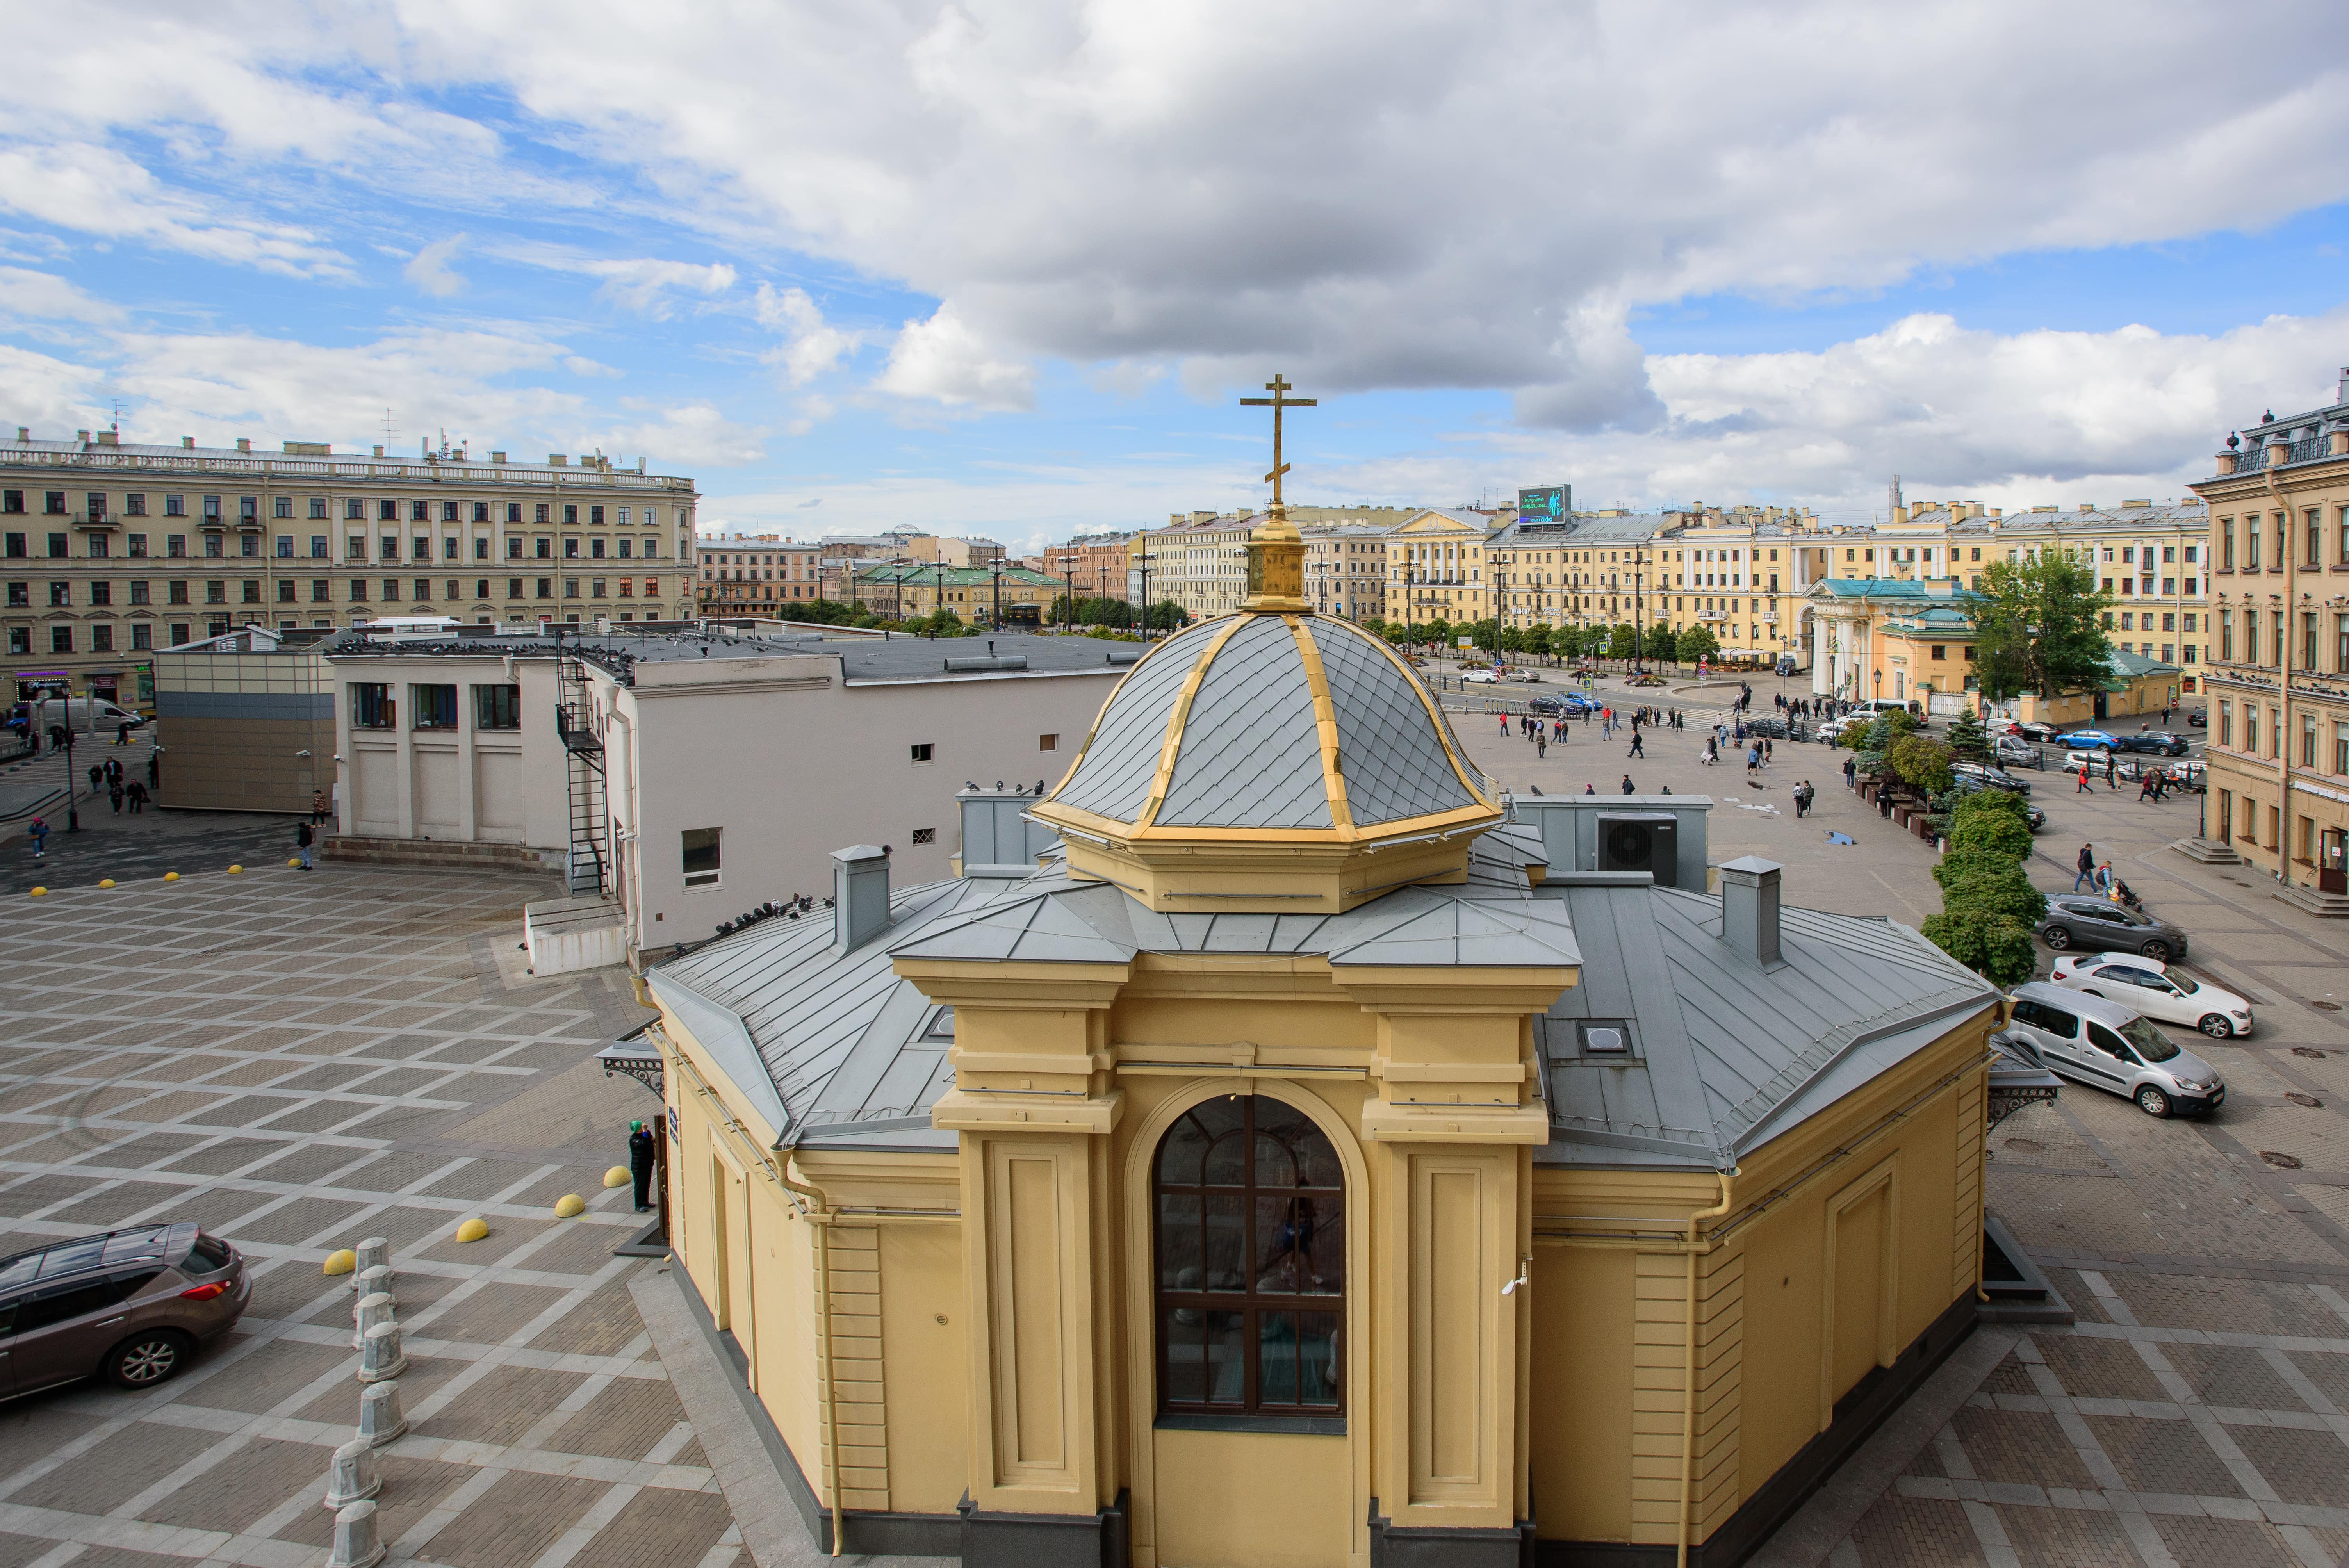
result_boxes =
[20,697,146,736]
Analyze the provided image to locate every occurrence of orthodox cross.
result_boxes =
[1240,374,1316,520]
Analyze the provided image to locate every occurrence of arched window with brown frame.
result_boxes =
[1153,1093,1344,1421]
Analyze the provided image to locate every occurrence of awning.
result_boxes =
[599,1026,663,1097]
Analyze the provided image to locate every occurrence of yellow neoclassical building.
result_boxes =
[639,517,2005,1568]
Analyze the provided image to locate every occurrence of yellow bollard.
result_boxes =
[98,878,116,889]
[28,887,45,897]
[454,1217,489,1243]
[323,1249,357,1276]
[163,871,179,881]
[604,1166,630,1188]
[227,864,243,874]
[287,858,302,868]
[553,1194,586,1218]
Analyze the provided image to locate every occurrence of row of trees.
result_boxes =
[1356,617,1729,666]
[1921,789,2045,985]
[1044,595,1192,631]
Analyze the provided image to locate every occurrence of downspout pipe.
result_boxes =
[770,1127,846,1560]
[1677,1167,1738,1568]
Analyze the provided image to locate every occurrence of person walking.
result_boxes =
[1536,735,1547,759]
[1843,755,1857,788]
[295,819,315,870]
[2074,843,2095,892]
[629,1118,660,1212]
[311,789,328,825]
[2094,860,2115,894]
[1620,773,1635,795]
[108,781,123,814]
[2137,772,2157,802]
[126,780,148,813]
[2103,752,2117,789]
[1762,737,1772,767]
[87,763,102,795]
[26,816,46,859]
[114,720,130,746]
[146,751,159,789]
[1628,731,1643,758]
[2076,762,2092,793]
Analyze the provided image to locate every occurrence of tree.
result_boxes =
[1889,734,1955,794]
[1676,623,1721,666]
[1523,624,1552,659]
[1646,622,1679,665]
[1607,622,1636,660]
[1970,551,2116,703]
[1944,707,1990,763]
[1920,909,2039,987]
[1146,599,1191,631]
[1932,859,2048,927]
[1552,625,1583,660]
[1946,797,2035,860]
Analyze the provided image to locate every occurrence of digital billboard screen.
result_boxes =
[1518,485,1569,522]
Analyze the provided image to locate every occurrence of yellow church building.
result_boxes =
[638,515,2004,1568]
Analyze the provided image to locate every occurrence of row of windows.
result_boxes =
[2214,506,2349,572]
[2214,702,2349,775]
[7,576,664,605]
[0,490,667,528]
[348,682,521,732]
[2,529,665,562]
[2214,611,2349,674]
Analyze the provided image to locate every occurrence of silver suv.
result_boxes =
[2001,982,2225,1117]
[0,1224,249,1397]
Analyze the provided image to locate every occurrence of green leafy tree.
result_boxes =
[1552,625,1583,660]
[1921,910,2039,986]
[1523,624,1552,659]
[1970,551,2116,703]
[1931,859,2048,926]
[1944,707,1990,763]
[1946,800,2035,860]
[1607,622,1636,660]
[1889,734,1955,793]
[1643,623,1678,664]
[1676,623,1721,666]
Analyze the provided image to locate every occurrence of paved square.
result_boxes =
[0,857,761,1568]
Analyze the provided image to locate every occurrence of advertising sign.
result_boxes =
[1517,485,1570,522]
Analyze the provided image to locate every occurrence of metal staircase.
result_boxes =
[554,640,608,896]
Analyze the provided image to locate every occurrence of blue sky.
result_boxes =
[3,2,2347,554]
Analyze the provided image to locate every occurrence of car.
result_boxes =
[1815,715,1862,741]
[1743,716,1792,739]
[2050,952,2254,1038]
[2035,894,2188,962]
[1527,693,1590,718]
[1502,670,1541,684]
[2001,982,2226,1117]
[1461,669,1498,684]
[2010,720,2063,743]
[0,1224,248,1399]
[1992,736,2042,767]
[2114,731,2189,756]
[1951,761,2030,795]
[2186,710,2207,728]
[2055,728,2121,751]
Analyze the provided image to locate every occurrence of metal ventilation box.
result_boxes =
[1595,814,1679,887]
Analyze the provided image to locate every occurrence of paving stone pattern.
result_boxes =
[0,861,755,1568]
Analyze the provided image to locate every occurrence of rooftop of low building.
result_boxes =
[2,429,692,489]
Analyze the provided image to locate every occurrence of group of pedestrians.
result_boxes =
[84,756,151,814]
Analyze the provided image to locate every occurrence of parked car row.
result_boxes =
[2053,728,2191,755]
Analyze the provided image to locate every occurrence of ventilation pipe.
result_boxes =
[1716,855,1782,966]
[832,844,891,950]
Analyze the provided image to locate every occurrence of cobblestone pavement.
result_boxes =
[1467,680,2349,1567]
[0,861,773,1568]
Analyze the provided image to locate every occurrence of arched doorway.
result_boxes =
[1135,1090,1360,1566]
[1153,1094,1345,1416]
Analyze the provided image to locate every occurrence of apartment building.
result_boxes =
[2192,376,2349,910]
[1301,522,1393,620]
[1040,533,1137,605]
[696,535,825,612]
[1385,507,1497,624]
[1132,513,1255,618]
[849,560,1060,624]
[1,427,696,708]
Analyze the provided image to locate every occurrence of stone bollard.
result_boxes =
[357,1321,407,1384]
[356,1379,407,1447]
[352,1292,394,1352]
[353,1237,390,1287]
[354,1264,394,1305]
[326,1499,386,1568]
[323,1438,381,1509]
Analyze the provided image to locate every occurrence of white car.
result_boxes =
[2049,953,2255,1039]
[1461,670,1499,684]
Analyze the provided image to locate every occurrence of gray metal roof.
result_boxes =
[1158,613,1331,829]
[1050,613,1481,830]
[1534,879,1996,1169]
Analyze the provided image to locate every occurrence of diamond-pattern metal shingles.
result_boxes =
[1306,619,1475,827]
[1157,615,1333,828]
[1052,621,1217,822]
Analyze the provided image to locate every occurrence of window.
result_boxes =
[536,578,552,599]
[911,827,936,845]
[44,492,65,515]
[2246,520,2260,570]
[205,580,226,604]
[242,580,261,604]
[536,538,552,559]
[442,537,459,561]
[312,580,330,602]
[5,628,21,655]
[47,533,67,558]
[2,532,18,557]
[1040,733,1059,751]
[87,580,110,606]
[413,579,432,602]
[412,536,429,561]
[2217,703,2231,747]
[131,624,151,651]
[507,503,523,524]
[682,827,722,888]
[169,623,189,645]
[910,743,934,764]
[473,579,488,601]
[410,684,458,729]
[49,626,71,654]
[474,537,488,560]
[1153,1095,1343,1420]
[275,535,292,558]
[618,538,633,558]
[591,537,606,558]
[507,578,523,600]
[507,537,523,559]
[168,580,188,605]
[90,624,113,653]
[350,684,394,729]
[276,580,295,603]
[411,501,429,523]
[473,684,521,729]
[535,503,551,524]
[0,492,16,515]
[565,538,580,557]
[3,582,20,606]
[273,496,292,519]
[472,501,490,523]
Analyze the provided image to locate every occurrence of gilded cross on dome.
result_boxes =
[1237,373,1315,611]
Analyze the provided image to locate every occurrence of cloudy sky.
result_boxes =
[3,1,2347,552]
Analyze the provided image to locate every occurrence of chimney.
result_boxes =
[1717,856,1783,967]
[832,844,892,950]
[236,438,251,453]
[2337,366,2348,406]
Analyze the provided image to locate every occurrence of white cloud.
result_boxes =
[493,244,738,315]
[875,305,1034,412]
[754,283,864,387]
[403,234,467,298]
[0,142,350,279]
[581,401,766,467]
[0,266,125,325]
